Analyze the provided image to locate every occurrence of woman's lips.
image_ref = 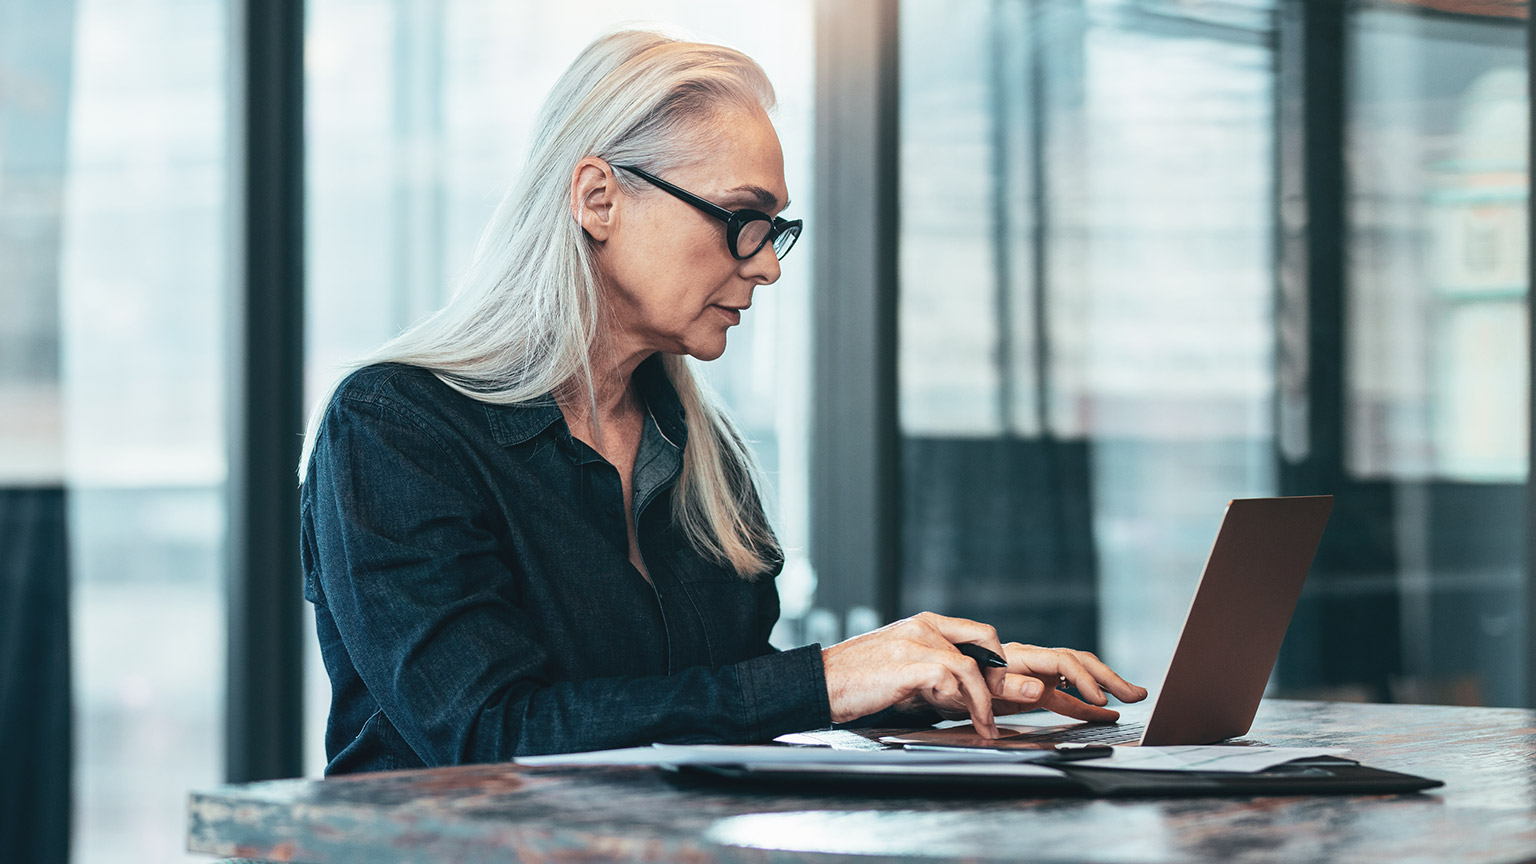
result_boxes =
[712,305,742,325]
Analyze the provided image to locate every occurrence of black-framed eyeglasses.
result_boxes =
[613,164,802,261]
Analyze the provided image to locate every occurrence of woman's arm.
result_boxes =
[308,390,830,763]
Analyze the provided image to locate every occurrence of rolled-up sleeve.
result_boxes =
[308,389,832,764]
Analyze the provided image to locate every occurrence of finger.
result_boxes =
[1004,645,1105,705]
[907,614,1011,698]
[991,698,1032,717]
[1064,649,1149,704]
[1052,653,1108,706]
[1004,644,1142,706]
[910,663,989,734]
[913,662,964,713]
[912,612,1008,663]
[997,672,1046,705]
[1040,688,1121,723]
[951,655,1000,738]
[929,650,999,737]
[982,664,1008,694]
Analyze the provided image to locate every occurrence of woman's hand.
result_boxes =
[821,612,1048,737]
[820,612,1148,737]
[989,643,1148,723]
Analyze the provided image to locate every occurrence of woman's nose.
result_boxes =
[741,243,782,285]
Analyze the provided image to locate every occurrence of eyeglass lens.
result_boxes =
[735,218,800,259]
[772,223,800,257]
[737,219,772,258]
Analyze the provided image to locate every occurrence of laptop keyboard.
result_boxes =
[779,722,1147,750]
[1004,722,1145,745]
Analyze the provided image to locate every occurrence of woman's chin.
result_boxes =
[684,336,730,362]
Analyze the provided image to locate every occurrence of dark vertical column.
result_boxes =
[226,0,305,782]
[1277,0,1341,689]
[1281,0,1347,493]
[0,491,72,864]
[811,0,902,626]
[1275,0,1399,701]
[1275,0,1347,490]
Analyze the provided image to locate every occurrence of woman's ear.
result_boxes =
[571,158,618,242]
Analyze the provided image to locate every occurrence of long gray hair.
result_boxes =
[298,29,782,578]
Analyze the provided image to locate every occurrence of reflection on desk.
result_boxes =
[188,699,1536,864]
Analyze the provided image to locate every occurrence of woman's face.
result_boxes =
[584,106,790,363]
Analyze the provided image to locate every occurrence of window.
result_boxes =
[897,0,1529,705]
[2,1,231,862]
[899,0,1278,689]
[1336,1,1528,705]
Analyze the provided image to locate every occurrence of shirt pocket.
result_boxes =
[669,552,764,663]
[668,545,748,584]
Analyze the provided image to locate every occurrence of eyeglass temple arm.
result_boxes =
[613,164,735,223]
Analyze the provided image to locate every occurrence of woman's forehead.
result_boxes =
[681,109,789,208]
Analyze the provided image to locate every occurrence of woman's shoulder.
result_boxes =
[304,365,494,515]
[332,362,451,406]
[319,363,486,440]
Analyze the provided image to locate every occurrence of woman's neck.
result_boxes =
[556,334,653,435]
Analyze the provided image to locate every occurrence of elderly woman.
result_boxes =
[299,29,1144,775]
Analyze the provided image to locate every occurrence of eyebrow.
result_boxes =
[722,184,788,213]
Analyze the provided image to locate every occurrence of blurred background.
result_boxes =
[0,0,1527,862]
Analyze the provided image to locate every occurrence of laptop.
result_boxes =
[883,495,1335,749]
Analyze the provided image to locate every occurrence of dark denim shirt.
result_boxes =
[301,358,832,774]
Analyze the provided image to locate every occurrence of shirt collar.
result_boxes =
[484,395,562,447]
[483,354,689,448]
[632,354,689,448]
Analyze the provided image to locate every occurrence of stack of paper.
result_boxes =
[517,744,1059,768]
[514,743,1347,774]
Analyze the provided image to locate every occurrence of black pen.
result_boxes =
[956,643,1008,670]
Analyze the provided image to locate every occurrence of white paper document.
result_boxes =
[515,743,1348,774]
[1067,746,1350,773]
[516,743,1063,768]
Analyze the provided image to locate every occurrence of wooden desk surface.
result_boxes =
[188,699,1536,863]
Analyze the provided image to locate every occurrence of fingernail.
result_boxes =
[1023,679,1044,699]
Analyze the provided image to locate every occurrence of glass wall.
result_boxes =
[900,0,1279,689]
[302,0,817,775]
[64,0,230,859]
[898,0,1529,704]
[1339,1,1528,705]
[1,1,230,862]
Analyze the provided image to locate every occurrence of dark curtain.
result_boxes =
[901,437,1100,651]
[0,488,71,864]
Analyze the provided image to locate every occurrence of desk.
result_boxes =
[188,699,1536,863]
